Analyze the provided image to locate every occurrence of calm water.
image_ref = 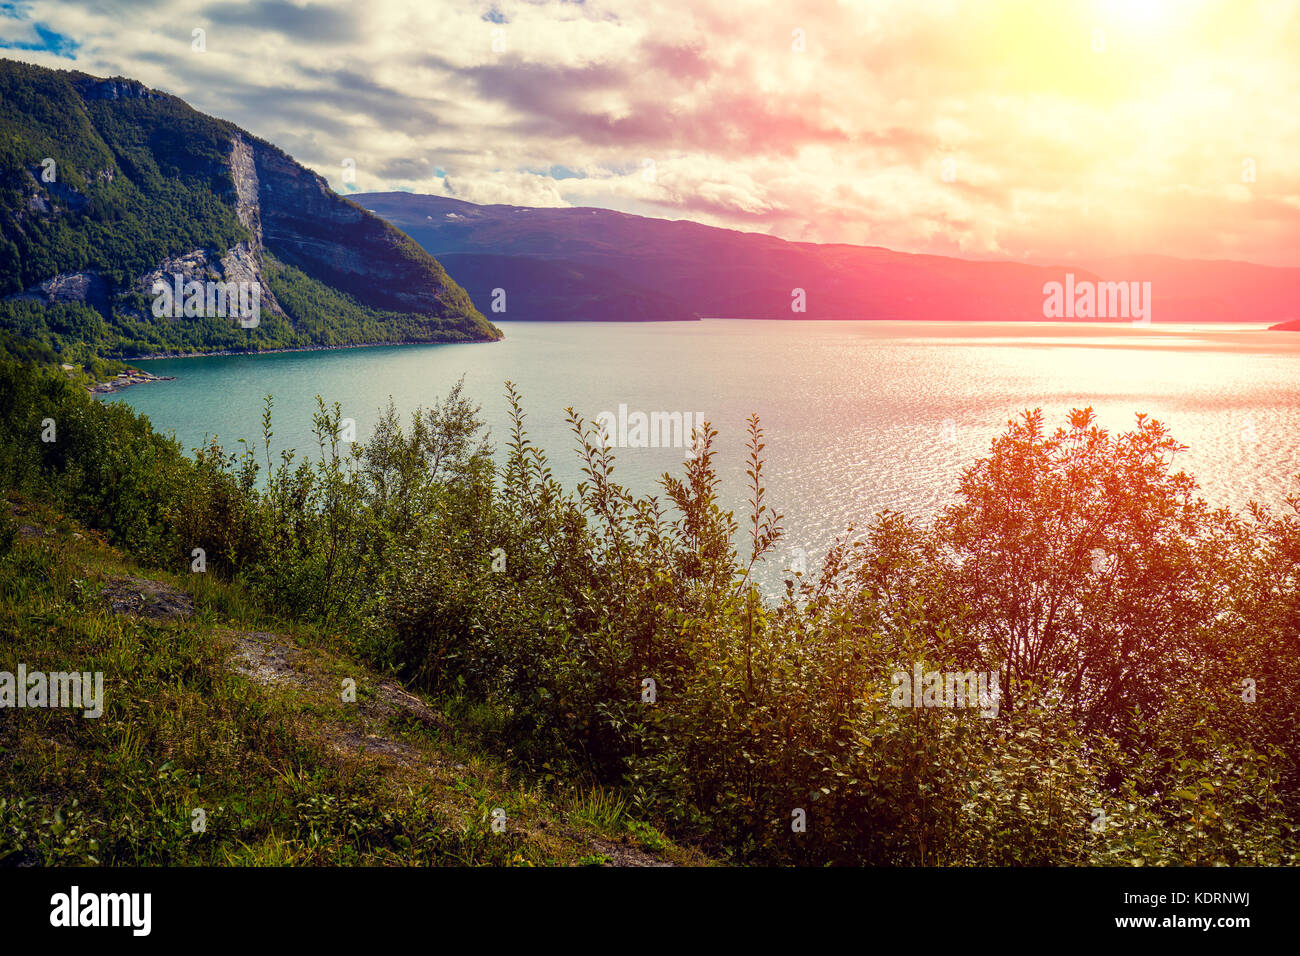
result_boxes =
[105,320,1300,570]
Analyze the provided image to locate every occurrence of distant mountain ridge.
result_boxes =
[0,59,498,361]
[358,192,1300,326]
[432,252,698,322]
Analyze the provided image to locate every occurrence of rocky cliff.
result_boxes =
[0,58,498,355]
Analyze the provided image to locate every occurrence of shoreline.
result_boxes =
[122,339,484,363]
[104,319,1289,381]
[88,369,176,395]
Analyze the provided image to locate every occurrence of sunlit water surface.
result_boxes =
[105,320,1300,575]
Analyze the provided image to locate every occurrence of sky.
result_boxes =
[2,0,1298,266]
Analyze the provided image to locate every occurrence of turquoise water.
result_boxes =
[103,320,1300,571]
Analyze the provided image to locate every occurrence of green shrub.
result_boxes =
[1,353,1296,865]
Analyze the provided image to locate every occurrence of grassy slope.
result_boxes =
[0,494,705,867]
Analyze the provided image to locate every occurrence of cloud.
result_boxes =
[2,0,1297,265]
[199,0,358,44]
[0,3,78,57]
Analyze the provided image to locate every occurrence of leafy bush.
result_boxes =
[1,355,1296,864]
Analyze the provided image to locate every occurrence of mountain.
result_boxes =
[0,59,499,362]
[358,192,1300,325]
[433,252,698,322]
[352,194,698,322]
[1068,255,1300,327]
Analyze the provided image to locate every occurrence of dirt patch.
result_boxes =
[6,501,42,539]
[219,630,310,689]
[584,835,674,868]
[215,628,451,760]
[328,727,423,764]
[367,680,453,734]
[101,576,194,619]
[214,626,672,867]
[216,629,449,734]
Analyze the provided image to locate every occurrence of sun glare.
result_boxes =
[1099,0,1175,25]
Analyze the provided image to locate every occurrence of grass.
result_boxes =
[0,493,708,867]
[569,786,629,831]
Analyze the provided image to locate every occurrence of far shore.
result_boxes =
[110,318,1295,376]
[98,340,473,394]
[124,339,478,362]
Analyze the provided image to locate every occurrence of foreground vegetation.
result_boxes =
[0,495,693,866]
[1,358,1297,865]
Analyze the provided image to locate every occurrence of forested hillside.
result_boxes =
[0,59,499,360]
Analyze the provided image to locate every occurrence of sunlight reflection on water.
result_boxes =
[108,320,1300,584]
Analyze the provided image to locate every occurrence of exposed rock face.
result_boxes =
[12,272,110,312]
[130,250,257,321]
[228,135,263,252]
[105,127,471,326]
[15,171,88,225]
[0,59,496,346]
[252,145,459,315]
[69,75,163,102]
[213,134,282,319]
[116,135,281,323]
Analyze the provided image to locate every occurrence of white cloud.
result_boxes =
[4,0,1297,264]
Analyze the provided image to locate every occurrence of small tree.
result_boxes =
[939,408,1226,736]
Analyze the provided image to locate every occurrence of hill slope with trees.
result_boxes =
[0,59,499,363]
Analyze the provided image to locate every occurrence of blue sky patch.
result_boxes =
[523,164,588,181]
[0,5,79,58]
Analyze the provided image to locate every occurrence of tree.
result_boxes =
[939,408,1228,736]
